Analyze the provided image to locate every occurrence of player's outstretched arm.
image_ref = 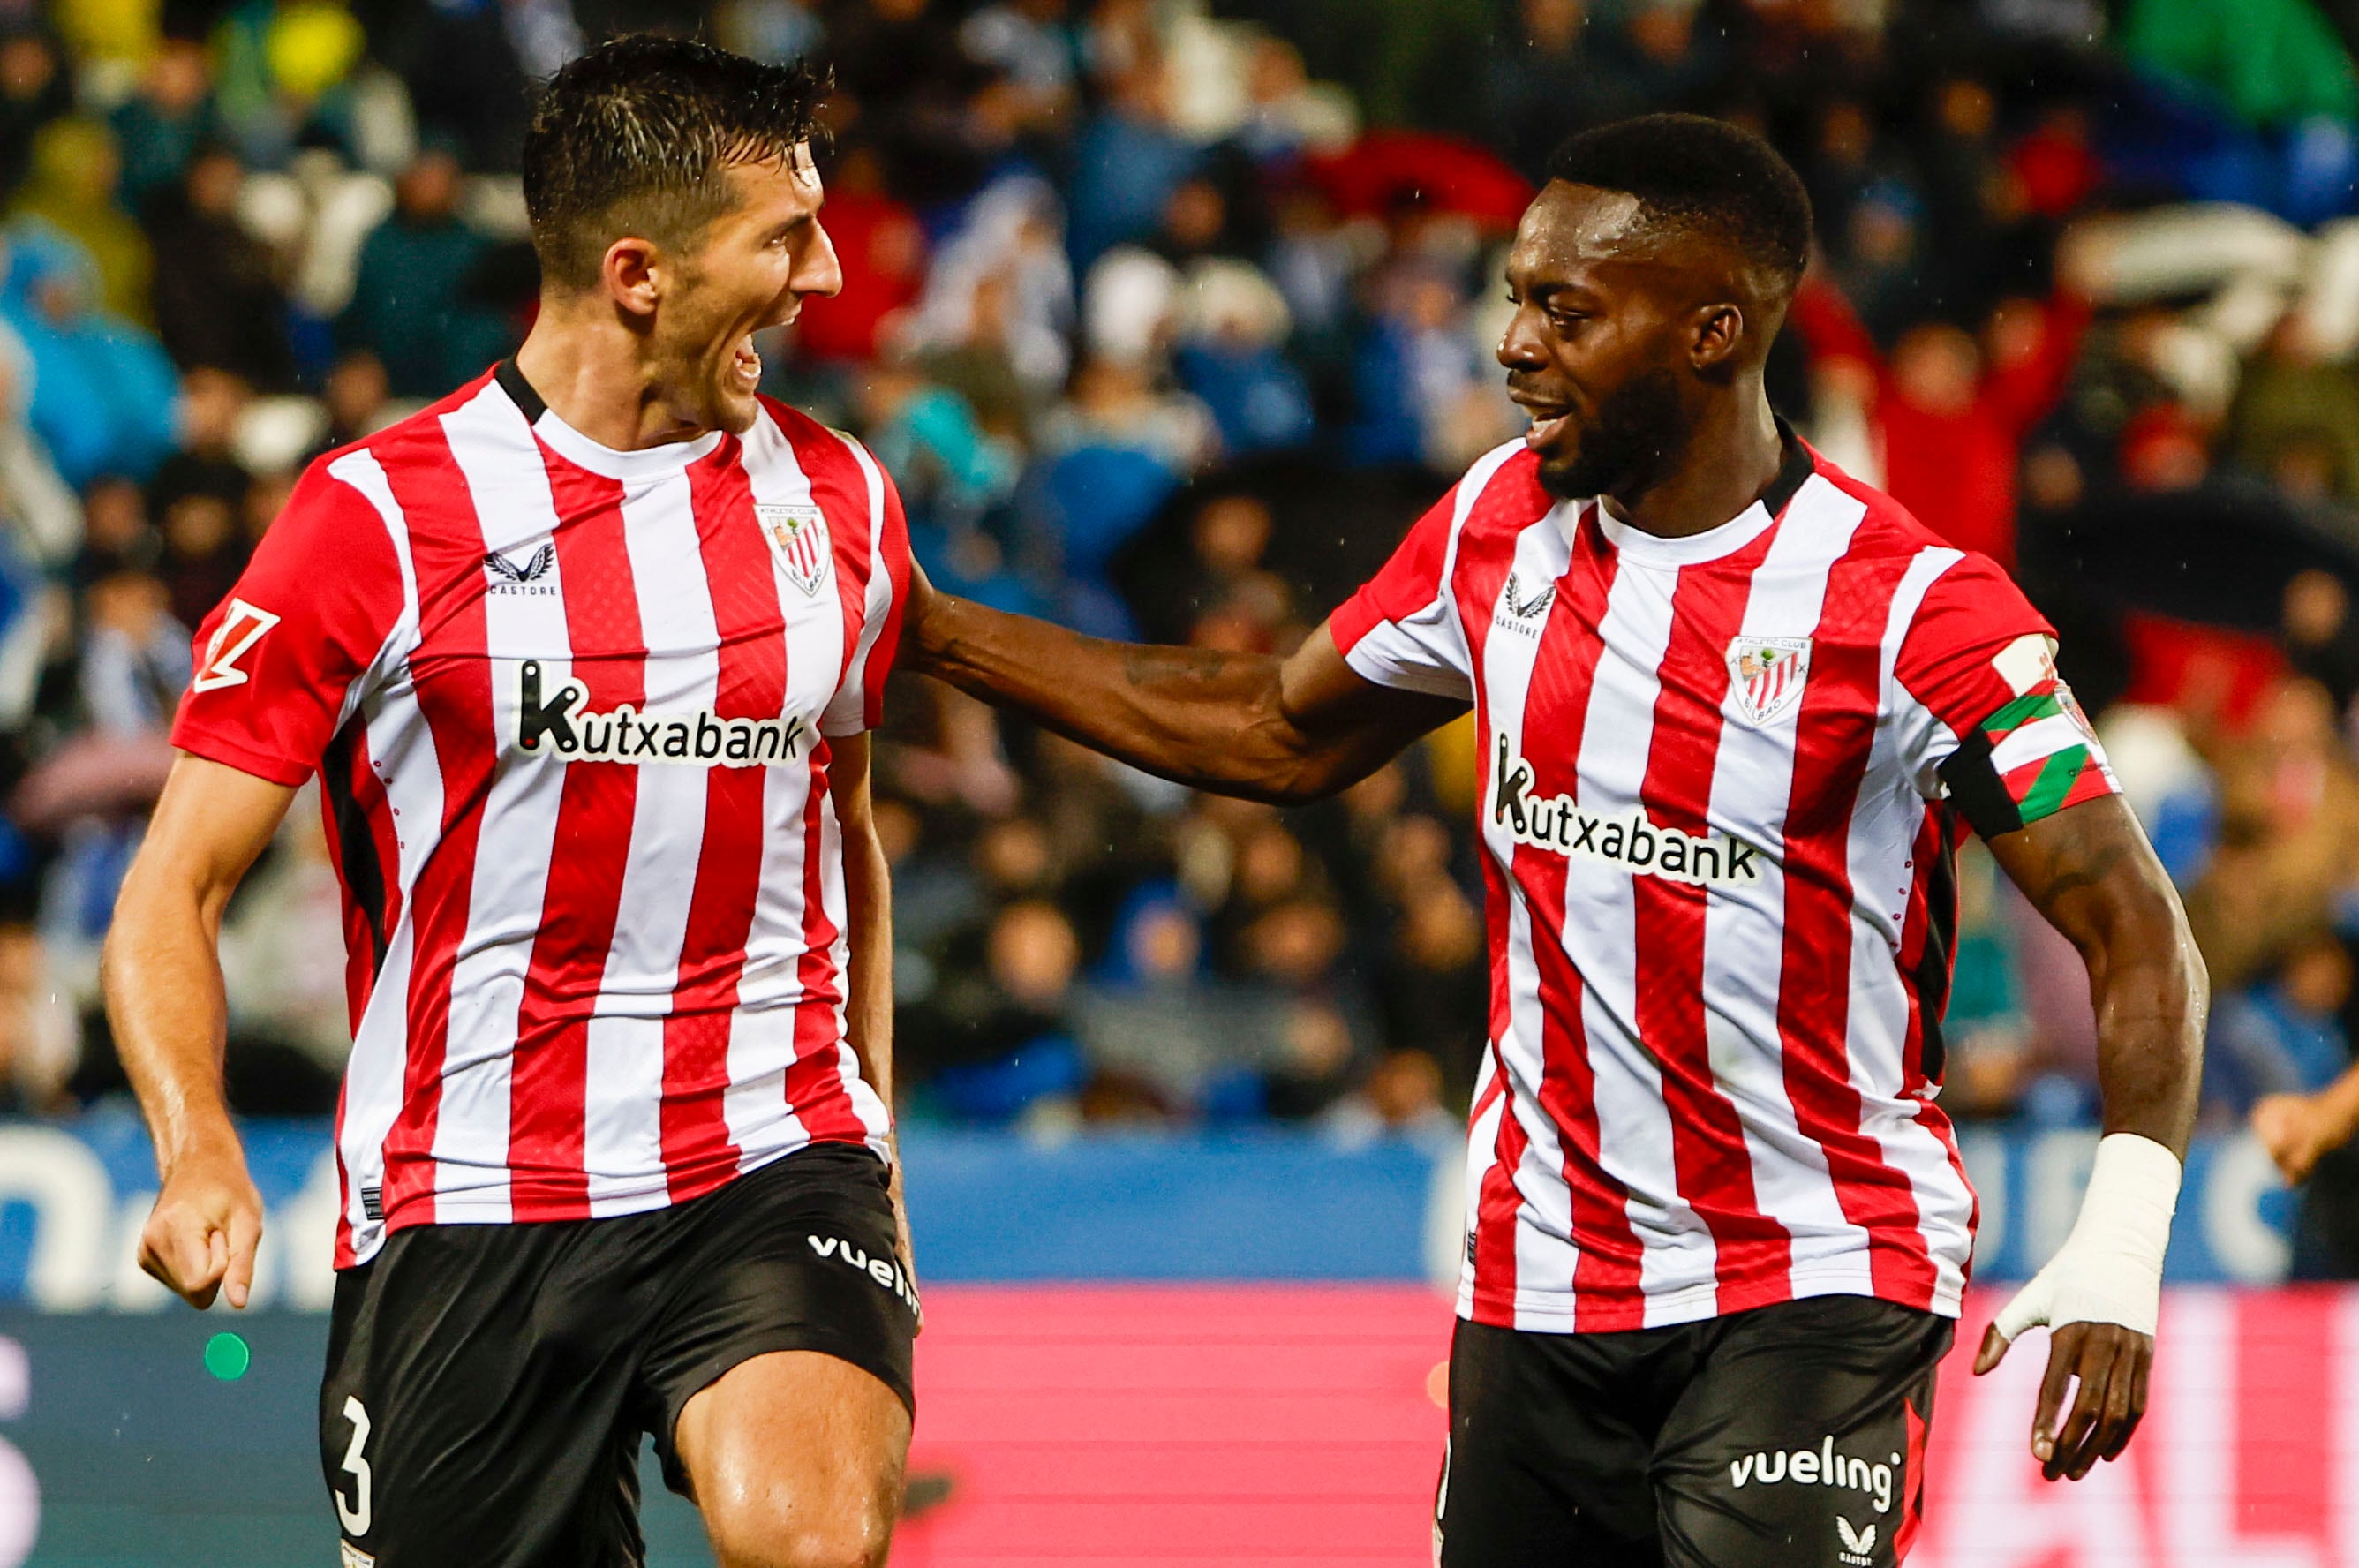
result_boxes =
[1973,793,2206,1482]
[905,563,1467,805]
[102,755,298,1309]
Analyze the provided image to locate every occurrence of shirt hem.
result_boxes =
[1464,1260,1965,1332]
[170,727,314,788]
[344,1130,893,1265]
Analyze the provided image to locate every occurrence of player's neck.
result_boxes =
[512,309,711,453]
[1600,397,1787,541]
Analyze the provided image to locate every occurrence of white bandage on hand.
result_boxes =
[1990,1133,2182,1344]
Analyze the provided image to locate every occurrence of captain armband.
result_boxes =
[1935,677,2121,841]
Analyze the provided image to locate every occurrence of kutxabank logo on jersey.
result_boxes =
[513,660,813,765]
[1491,732,1762,885]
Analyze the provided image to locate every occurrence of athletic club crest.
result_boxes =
[1726,635,1812,725]
[757,502,831,597]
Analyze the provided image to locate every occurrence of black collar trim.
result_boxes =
[495,358,547,424]
[1760,416,1815,519]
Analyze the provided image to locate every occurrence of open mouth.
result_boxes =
[1518,403,1573,450]
[730,335,761,391]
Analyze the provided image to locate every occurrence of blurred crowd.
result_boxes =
[0,0,2355,1195]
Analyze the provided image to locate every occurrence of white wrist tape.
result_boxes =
[1991,1133,2182,1342]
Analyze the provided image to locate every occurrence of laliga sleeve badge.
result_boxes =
[757,503,832,598]
[192,598,282,692]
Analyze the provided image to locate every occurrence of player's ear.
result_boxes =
[601,236,664,319]
[1691,301,1745,371]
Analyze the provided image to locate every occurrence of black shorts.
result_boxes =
[319,1142,917,1568]
[1437,1296,1952,1568]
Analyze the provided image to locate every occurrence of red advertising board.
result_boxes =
[890,1285,2356,1567]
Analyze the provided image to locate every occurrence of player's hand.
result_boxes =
[2254,1092,2335,1185]
[139,1145,264,1310]
[1972,1318,2152,1481]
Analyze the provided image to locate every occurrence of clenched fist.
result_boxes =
[139,1147,264,1310]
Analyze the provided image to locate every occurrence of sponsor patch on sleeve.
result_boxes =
[1936,676,2120,838]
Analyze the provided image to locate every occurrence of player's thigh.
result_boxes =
[1653,1297,1951,1568]
[675,1348,913,1568]
[1437,1317,1662,1568]
[641,1146,919,1568]
[320,1227,646,1568]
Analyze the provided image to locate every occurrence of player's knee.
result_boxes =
[705,1491,894,1568]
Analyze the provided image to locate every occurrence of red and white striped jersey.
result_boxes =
[170,362,910,1267]
[1331,432,2116,1331]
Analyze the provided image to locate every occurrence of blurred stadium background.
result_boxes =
[0,0,2337,1560]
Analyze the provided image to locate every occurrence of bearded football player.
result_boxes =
[901,114,2204,1566]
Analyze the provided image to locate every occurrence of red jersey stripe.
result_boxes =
[657,441,789,1193]
[1451,459,1534,1322]
[502,453,635,1222]
[776,417,883,1143]
[1776,541,1940,1307]
[375,377,506,1224]
[1522,509,1648,1330]
[1636,523,1794,1303]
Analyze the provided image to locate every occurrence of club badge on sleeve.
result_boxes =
[758,503,832,598]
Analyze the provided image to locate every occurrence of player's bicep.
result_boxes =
[1281,622,1472,791]
[124,756,301,926]
[1985,794,2191,974]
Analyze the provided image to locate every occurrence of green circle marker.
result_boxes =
[203,1331,251,1381]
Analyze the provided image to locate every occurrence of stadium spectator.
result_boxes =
[0,27,67,197]
[11,117,149,328]
[107,38,219,209]
[0,224,177,487]
[341,147,508,398]
[141,145,297,391]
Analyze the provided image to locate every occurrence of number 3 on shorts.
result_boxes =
[335,1395,373,1536]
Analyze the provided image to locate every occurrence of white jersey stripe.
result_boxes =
[576,472,721,1214]
[426,381,581,1220]
[1457,1051,1505,1320]
[1567,554,1719,1323]
[1699,477,1874,1300]
[1338,438,1519,702]
[813,784,893,1145]
[722,411,828,1159]
[1481,517,1582,1326]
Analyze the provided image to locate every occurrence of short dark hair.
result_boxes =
[523,35,830,290]
[1546,114,1813,298]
